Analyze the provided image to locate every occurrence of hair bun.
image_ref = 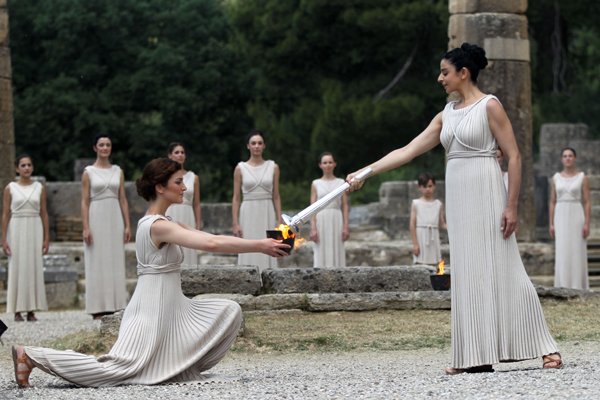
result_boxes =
[461,42,488,70]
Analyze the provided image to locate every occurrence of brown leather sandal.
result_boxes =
[12,346,33,388]
[14,313,24,322]
[543,353,563,369]
[26,312,37,322]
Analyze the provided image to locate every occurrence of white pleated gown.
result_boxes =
[313,178,346,268]
[553,172,589,289]
[6,182,47,313]
[441,95,558,369]
[412,199,442,265]
[25,215,243,387]
[84,166,127,314]
[237,161,277,271]
[166,171,199,266]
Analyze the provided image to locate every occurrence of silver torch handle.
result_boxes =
[282,167,373,234]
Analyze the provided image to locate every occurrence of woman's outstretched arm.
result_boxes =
[151,219,290,257]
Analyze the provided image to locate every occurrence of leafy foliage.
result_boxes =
[9,0,253,200]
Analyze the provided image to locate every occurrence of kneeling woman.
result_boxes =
[12,158,289,388]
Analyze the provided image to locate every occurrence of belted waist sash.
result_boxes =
[90,194,118,202]
[11,211,40,218]
[137,263,181,276]
[446,150,497,160]
[556,199,581,203]
[243,193,273,201]
[416,224,438,243]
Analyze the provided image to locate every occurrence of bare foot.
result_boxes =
[12,346,35,388]
[543,353,563,369]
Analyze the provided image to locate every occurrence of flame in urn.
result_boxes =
[276,224,307,249]
[437,260,445,275]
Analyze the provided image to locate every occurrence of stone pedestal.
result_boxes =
[0,2,14,234]
[43,254,79,309]
[448,0,535,241]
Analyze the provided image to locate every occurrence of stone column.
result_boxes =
[448,0,535,241]
[0,0,15,233]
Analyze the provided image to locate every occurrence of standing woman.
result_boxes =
[550,148,590,289]
[310,152,349,267]
[82,133,130,319]
[2,155,49,322]
[166,142,201,266]
[347,43,562,372]
[232,130,282,271]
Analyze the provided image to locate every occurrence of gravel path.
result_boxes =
[0,310,598,399]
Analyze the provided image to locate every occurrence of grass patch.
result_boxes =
[44,300,600,356]
[48,329,118,357]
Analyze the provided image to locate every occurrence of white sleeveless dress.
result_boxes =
[6,182,47,313]
[237,161,277,271]
[441,94,558,369]
[412,199,442,265]
[553,172,588,289]
[313,178,346,268]
[25,215,243,387]
[166,171,199,266]
[84,165,127,314]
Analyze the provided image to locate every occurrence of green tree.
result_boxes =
[228,0,449,205]
[9,0,253,200]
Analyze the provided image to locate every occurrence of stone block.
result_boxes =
[483,38,530,61]
[45,281,78,309]
[254,294,307,310]
[518,242,554,276]
[306,291,451,312]
[538,124,588,179]
[73,158,96,182]
[261,266,436,294]
[449,0,527,14]
[534,285,600,301]
[348,202,382,228]
[449,13,528,50]
[588,175,600,191]
[100,310,124,336]
[201,203,233,234]
[193,293,256,311]
[43,254,78,282]
[180,265,261,296]
[0,9,7,47]
[567,140,600,176]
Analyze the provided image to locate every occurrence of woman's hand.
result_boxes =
[549,225,555,239]
[124,227,131,244]
[2,240,10,256]
[261,239,290,257]
[412,244,420,257]
[584,224,590,239]
[345,171,365,193]
[501,206,518,239]
[233,224,243,238]
[310,228,319,243]
[342,226,350,242]
[83,228,93,245]
[42,239,49,255]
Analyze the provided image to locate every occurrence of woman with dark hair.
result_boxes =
[232,129,282,271]
[81,133,130,319]
[310,152,349,267]
[550,147,590,289]
[166,142,201,266]
[12,158,289,388]
[347,43,562,373]
[2,155,49,322]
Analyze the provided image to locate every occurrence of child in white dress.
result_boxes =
[410,173,446,265]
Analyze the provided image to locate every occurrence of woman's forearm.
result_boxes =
[506,156,522,209]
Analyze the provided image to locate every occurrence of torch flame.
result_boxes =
[437,260,445,275]
[276,224,307,249]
